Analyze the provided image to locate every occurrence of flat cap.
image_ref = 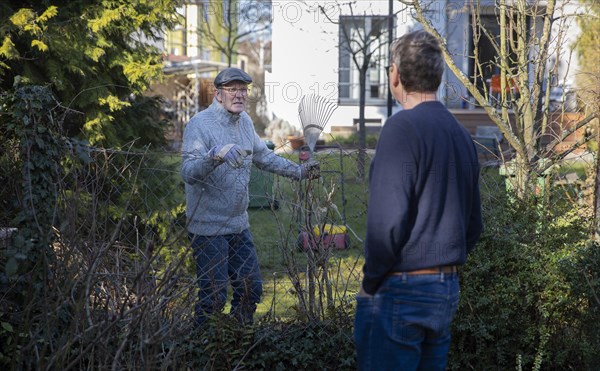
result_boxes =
[214,68,252,87]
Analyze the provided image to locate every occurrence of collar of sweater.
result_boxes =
[211,98,241,126]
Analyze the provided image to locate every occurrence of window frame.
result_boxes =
[338,15,390,106]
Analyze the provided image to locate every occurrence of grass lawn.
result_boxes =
[248,150,370,319]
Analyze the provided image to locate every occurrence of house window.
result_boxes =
[338,16,389,104]
[468,13,528,97]
[203,2,209,22]
[223,0,230,23]
[166,6,186,56]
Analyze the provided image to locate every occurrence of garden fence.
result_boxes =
[0,138,597,369]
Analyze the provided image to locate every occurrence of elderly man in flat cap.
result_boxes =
[181,67,319,327]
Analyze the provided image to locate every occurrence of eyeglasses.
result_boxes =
[385,65,392,76]
[220,87,249,96]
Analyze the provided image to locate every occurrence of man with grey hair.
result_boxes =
[181,67,319,327]
[354,30,483,370]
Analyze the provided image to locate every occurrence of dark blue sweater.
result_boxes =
[362,101,483,295]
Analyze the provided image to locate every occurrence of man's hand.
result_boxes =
[301,161,320,180]
[357,284,373,298]
[209,144,245,168]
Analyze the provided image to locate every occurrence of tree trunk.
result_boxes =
[357,66,368,181]
[407,0,572,200]
[510,153,534,199]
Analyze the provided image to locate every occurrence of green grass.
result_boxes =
[150,149,369,320]
[248,151,370,319]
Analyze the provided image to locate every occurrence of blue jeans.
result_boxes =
[354,272,460,371]
[189,229,262,326]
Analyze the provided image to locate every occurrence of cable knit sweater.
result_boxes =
[181,98,302,236]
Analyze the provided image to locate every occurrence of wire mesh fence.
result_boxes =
[57,144,371,325]
[1,136,597,368]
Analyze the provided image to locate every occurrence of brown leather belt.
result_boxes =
[388,265,458,276]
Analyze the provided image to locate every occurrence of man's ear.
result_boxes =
[214,89,222,102]
[390,64,401,88]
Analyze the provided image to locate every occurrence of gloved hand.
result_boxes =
[300,160,320,180]
[209,144,245,168]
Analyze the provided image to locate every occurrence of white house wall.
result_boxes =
[549,0,582,88]
[186,5,200,58]
[265,0,583,132]
[266,1,424,133]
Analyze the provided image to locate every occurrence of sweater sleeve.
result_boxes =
[362,121,417,295]
[180,116,219,185]
[251,132,302,179]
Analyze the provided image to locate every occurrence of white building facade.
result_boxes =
[264,0,583,135]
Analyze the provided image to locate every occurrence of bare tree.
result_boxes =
[319,2,396,180]
[573,0,600,239]
[238,37,271,134]
[402,0,597,198]
[198,0,271,67]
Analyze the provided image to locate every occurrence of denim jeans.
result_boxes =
[354,272,460,371]
[189,229,262,326]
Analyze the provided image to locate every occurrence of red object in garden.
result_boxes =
[298,224,349,251]
[299,145,312,162]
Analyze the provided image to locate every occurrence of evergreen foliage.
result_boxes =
[575,0,600,77]
[0,0,179,147]
[449,169,599,370]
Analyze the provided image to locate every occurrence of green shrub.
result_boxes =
[183,313,356,370]
[325,133,379,149]
[560,240,600,367]
[449,185,599,370]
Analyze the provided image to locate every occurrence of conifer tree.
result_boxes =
[0,0,179,147]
